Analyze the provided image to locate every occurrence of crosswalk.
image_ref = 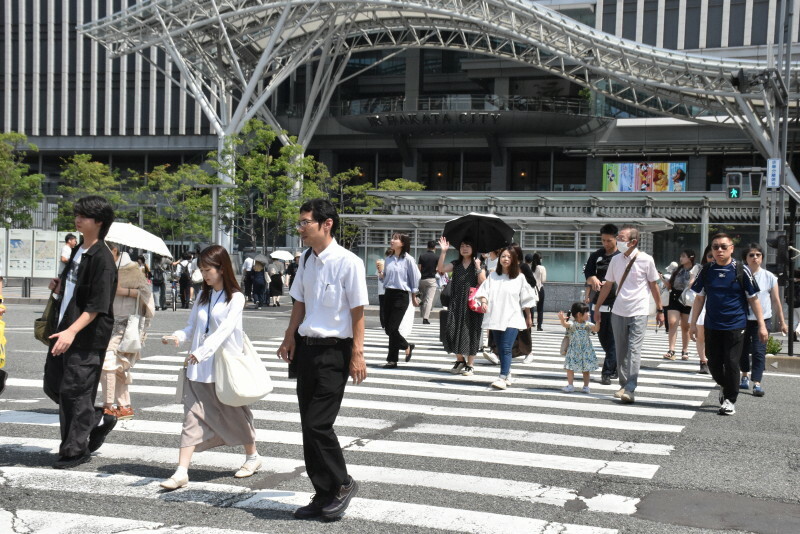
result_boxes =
[0,323,714,533]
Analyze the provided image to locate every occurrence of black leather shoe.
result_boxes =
[321,476,358,519]
[88,413,117,453]
[294,494,330,519]
[383,362,398,369]
[405,344,415,363]
[422,319,430,325]
[53,452,91,469]
[600,375,611,386]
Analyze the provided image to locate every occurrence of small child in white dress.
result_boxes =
[557,302,600,393]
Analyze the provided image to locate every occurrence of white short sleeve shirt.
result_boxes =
[290,239,369,339]
[605,249,660,317]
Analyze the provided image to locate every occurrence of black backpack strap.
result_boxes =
[303,248,313,268]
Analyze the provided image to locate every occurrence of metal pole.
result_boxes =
[212,185,219,245]
[789,196,796,356]
[780,0,794,228]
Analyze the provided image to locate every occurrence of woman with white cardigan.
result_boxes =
[160,245,259,490]
[475,247,538,389]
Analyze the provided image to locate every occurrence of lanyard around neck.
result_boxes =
[205,290,225,336]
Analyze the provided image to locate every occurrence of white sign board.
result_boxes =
[767,158,781,188]
[0,228,6,278]
[6,229,33,277]
[33,230,59,278]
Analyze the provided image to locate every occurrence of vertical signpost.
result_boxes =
[767,158,781,189]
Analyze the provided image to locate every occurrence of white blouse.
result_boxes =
[172,289,245,383]
[475,272,538,330]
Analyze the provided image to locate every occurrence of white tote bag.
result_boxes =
[118,292,143,353]
[214,334,273,406]
[398,292,415,338]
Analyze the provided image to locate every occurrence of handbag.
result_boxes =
[680,287,696,307]
[191,268,203,284]
[214,334,273,406]
[439,280,453,308]
[560,334,570,356]
[34,292,58,346]
[175,364,186,402]
[468,286,485,313]
[118,291,143,353]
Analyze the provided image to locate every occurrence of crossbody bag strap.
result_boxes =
[616,253,639,296]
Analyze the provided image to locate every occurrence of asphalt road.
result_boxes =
[1,302,800,534]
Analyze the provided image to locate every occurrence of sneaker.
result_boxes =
[613,388,625,398]
[610,373,618,380]
[88,413,117,453]
[562,384,575,393]
[53,453,91,470]
[718,399,736,415]
[699,362,709,374]
[600,375,611,385]
[740,376,750,390]
[582,386,591,394]
[422,319,431,325]
[450,361,465,374]
[522,353,535,364]
[461,365,474,376]
[620,390,635,404]
[482,351,500,365]
[294,494,330,520]
[321,476,359,519]
[752,383,765,397]
[491,377,508,390]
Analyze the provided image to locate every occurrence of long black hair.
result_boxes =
[669,249,696,287]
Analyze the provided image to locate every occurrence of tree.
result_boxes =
[57,154,131,230]
[0,132,44,229]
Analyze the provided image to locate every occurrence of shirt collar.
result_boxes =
[314,238,340,265]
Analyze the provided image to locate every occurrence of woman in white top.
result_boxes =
[475,247,538,389]
[531,253,547,330]
[160,245,258,490]
[694,246,713,374]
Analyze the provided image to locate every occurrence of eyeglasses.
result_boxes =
[295,219,318,229]
[748,253,762,258]
[711,244,730,250]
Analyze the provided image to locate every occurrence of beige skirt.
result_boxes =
[180,379,256,452]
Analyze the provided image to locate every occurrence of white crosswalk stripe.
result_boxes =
[0,323,714,533]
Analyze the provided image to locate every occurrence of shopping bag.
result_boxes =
[214,334,273,406]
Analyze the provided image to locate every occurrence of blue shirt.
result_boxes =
[382,253,421,293]
[691,260,759,330]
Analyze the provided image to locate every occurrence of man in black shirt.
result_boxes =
[44,196,118,469]
[417,240,439,324]
[583,223,620,385]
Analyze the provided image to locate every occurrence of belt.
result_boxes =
[300,336,350,346]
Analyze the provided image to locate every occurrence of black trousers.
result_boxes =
[243,272,252,300]
[296,339,351,497]
[179,278,190,308]
[598,310,617,377]
[43,347,104,458]
[378,294,386,329]
[704,328,744,403]
[536,288,545,329]
[384,288,410,363]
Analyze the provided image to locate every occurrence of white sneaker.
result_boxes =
[461,365,475,376]
[234,457,262,478]
[613,388,625,398]
[562,384,575,393]
[482,351,500,365]
[582,386,591,394]
[522,353,535,364]
[491,376,508,390]
[718,399,736,415]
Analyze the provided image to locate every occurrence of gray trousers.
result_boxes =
[418,278,438,320]
[610,313,648,392]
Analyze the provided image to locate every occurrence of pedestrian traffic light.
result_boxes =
[726,172,742,199]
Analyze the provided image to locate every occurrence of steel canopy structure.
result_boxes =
[79,0,800,163]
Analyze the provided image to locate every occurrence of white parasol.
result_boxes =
[105,222,173,258]
[269,250,295,262]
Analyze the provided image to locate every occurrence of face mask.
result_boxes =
[616,240,629,254]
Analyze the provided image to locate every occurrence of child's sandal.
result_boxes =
[681,351,689,360]
[663,350,676,360]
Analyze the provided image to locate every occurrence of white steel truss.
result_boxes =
[79,0,800,160]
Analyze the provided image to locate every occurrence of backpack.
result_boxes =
[179,261,191,283]
[152,266,165,284]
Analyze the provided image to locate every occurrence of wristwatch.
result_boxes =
[656,308,664,313]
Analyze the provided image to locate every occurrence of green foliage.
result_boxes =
[766,335,782,355]
[0,132,45,229]
[57,154,130,230]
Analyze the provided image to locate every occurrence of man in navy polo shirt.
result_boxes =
[689,233,768,416]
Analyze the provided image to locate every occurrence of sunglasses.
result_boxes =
[748,253,762,258]
[711,244,730,250]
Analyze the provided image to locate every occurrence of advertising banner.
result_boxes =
[603,162,687,192]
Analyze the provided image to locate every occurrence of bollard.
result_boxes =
[22,277,31,298]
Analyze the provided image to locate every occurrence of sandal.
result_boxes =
[663,350,676,360]
[681,351,689,360]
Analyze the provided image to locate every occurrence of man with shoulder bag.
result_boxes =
[277,199,368,521]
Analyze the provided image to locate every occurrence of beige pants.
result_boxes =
[418,278,438,320]
[101,369,130,406]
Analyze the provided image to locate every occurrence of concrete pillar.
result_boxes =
[701,197,710,252]
[687,156,707,191]
[404,50,421,111]
[585,156,604,191]
[402,148,418,181]
[490,149,509,190]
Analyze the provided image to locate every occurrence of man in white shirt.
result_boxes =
[277,199,368,521]
[59,234,77,275]
[594,225,665,404]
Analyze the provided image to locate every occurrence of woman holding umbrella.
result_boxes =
[380,232,421,368]
[437,236,485,375]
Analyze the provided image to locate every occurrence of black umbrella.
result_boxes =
[442,212,515,254]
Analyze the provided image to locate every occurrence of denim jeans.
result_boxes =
[492,327,519,377]
[740,319,766,383]
[152,283,165,309]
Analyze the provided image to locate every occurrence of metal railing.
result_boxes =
[335,94,596,116]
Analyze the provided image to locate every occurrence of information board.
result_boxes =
[6,229,33,277]
[33,230,59,278]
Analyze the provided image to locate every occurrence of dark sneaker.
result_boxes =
[752,384,765,397]
[718,399,736,415]
[294,494,330,520]
[88,413,117,453]
[609,373,618,380]
[53,453,91,469]
[450,361,465,374]
[600,375,611,385]
[740,376,750,390]
[699,362,709,374]
[422,319,430,325]
[321,476,358,519]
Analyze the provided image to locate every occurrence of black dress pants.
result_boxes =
[43,348,104,458]
[384,288,410,363]
[598,310,617,377]
[296,339,351,498]
[179,279,190,308]
[536,288,545,329]
[704,328,744,403]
